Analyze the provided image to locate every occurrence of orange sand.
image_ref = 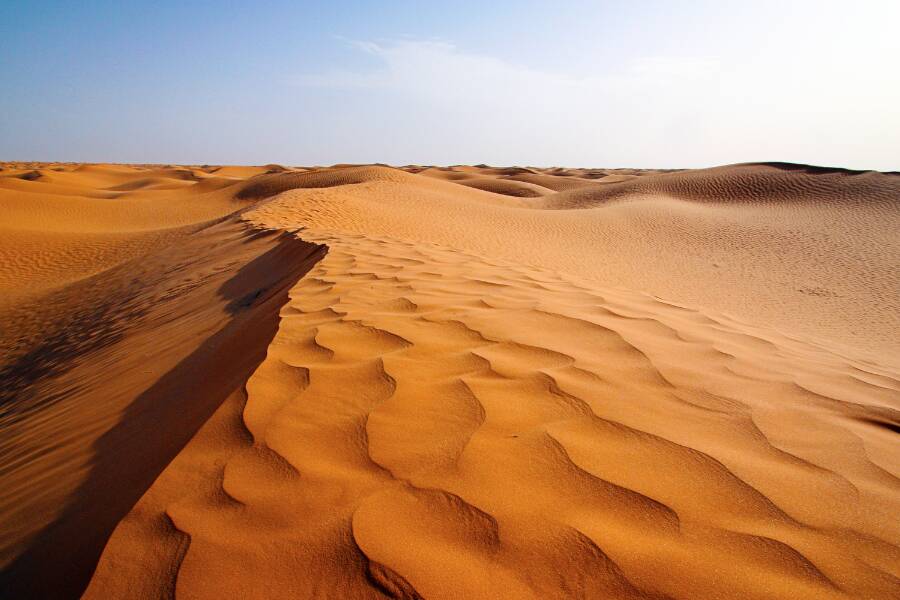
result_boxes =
[0,162,898,599]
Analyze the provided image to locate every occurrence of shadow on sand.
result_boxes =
[0,227,325,599]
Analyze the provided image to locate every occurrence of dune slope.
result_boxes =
[1,162,898,599]
[0,164,325,598]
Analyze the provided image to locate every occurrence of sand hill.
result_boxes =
[0,162,897,599]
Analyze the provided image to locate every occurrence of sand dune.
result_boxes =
[0,162,898,599]
[453,177,554,198]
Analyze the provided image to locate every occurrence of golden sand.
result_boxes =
[1,162,898,598]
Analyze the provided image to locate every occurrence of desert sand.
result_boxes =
[0,161,898,599]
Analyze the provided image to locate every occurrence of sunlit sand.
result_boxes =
[1,162,898,599]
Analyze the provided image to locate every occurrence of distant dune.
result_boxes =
[0,162,898,599]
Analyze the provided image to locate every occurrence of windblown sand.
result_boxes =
[0,162,898,599]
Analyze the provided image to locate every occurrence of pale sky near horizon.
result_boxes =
[2,1,898,170]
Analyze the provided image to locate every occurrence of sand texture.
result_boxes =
[0,162,898,599]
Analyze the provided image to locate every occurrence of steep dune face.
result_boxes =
[1,162,898,599]
[0,164,325,598]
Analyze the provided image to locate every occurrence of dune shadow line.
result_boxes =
[0,230,326,599]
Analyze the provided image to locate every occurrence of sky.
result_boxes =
[1,0,898,169]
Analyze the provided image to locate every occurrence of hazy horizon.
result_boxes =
[2,0,898,171]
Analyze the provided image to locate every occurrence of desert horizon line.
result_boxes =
[4,158,899,175]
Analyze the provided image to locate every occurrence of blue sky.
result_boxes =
[1,1,898,169]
